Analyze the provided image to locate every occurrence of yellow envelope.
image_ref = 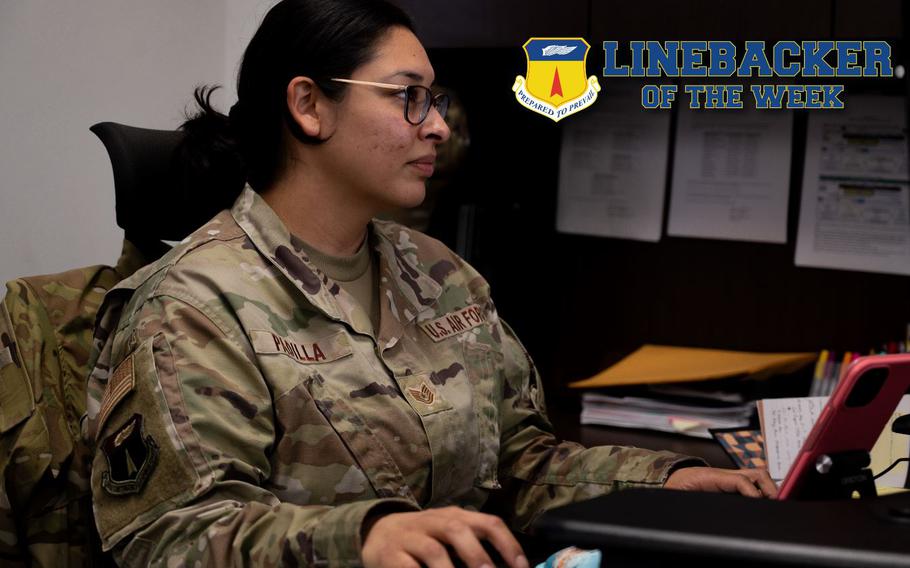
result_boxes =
[570,344,816,388]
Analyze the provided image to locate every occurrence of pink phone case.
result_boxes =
[777,353,910,500]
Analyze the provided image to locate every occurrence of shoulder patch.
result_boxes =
[98,354,136,433]
[101,413,158,496]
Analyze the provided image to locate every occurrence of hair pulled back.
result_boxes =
[179,0,414,196]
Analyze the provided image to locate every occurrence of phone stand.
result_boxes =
[799,449,878,500]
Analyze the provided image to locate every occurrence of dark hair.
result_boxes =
[180,0,414,193]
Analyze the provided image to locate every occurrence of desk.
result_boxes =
[532,489,910,567]
[534,398,910,568]
[511,399,736,564]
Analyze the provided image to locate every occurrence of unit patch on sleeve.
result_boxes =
[100,413,159,496]
[419,304,487,342]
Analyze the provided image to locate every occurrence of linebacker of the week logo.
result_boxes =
[512,38,601,122]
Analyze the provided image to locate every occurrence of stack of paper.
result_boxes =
[572,345,817,438]
[581,392,754,439]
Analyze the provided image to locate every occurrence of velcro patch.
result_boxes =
[98,354,135,433]
[250,329,352,364]
[419,304,487,343]
[101,413,158,496]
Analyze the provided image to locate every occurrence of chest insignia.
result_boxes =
[419,304,487,343]
[407,382,436,405]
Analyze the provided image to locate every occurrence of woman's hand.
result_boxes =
[664,466,779,498]
[362,506,529,568]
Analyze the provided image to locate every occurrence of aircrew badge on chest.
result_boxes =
[100,413,158,496]
[419,304,487,342]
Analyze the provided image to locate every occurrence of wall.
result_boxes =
[0,1,231,284]
[224,0,277,102]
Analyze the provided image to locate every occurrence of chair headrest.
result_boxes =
[91,121,237,244]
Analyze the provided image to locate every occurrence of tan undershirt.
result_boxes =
[295,234,380,335]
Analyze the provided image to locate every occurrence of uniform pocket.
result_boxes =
[300,373,416,502]
[463,342,502,490]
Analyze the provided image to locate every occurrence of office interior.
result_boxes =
[2,0,907,445]
[3,1,910,565]
[392,0,910,410]
[399,3,910,562]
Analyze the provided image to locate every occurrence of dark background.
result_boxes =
[394,0,910,404]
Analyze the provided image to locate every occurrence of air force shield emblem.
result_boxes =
[512,38,601,121]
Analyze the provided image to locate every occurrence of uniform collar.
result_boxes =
[231,186,442,342]
[114,239,155,280]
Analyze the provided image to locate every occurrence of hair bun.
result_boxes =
[177,86,247,209]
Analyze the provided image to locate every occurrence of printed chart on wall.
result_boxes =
[795,95,910,275]
[556,80,671,242]
[667,103,793,243]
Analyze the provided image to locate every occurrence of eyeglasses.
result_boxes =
[330,78,449,125]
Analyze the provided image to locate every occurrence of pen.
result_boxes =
[811,349,828,397]
[823,353,836,396]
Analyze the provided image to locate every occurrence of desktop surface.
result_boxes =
[532,488,910,567]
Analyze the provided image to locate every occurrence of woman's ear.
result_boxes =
[286,76,334,138]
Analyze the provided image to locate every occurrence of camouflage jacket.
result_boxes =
[0,242,149,567]
[84,187,700,567]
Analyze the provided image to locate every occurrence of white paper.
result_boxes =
[762,397,827,481]
[795,96,910,275]
[762,395,910,488]
[667,106,793,243]
[556,81,671,242]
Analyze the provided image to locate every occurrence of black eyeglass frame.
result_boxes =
[330,78,449,125]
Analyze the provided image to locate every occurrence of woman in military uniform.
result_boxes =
[84,1,777,566]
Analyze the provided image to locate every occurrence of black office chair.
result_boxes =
[90,121,241,259]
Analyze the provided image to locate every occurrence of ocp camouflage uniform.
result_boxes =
[85,187,701,567]
[0,242,149,567]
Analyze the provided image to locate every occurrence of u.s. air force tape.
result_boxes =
[419,304,487,342]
